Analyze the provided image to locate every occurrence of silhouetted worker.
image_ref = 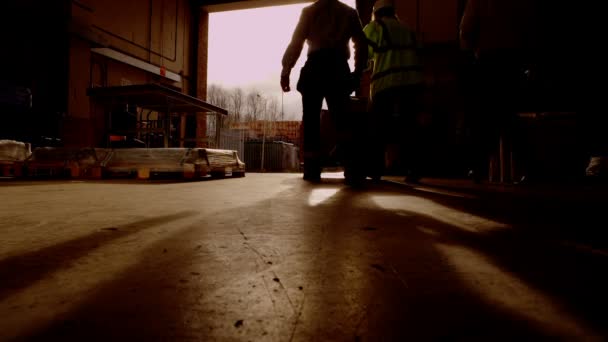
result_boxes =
[281,0,368,183]
[460,0,536,183]
[363,0,424,183]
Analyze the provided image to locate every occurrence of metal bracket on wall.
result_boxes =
[91,48,182,83]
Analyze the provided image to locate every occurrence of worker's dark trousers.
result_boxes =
[370,85,424,178]
[297,49,354,177]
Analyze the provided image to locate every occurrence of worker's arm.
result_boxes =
[459,0,479,51]
[350,10,369,77]
[281,8,309,80]
[362,22,378,71]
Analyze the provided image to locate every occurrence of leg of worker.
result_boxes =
[368,100,385,180]
[327,89,362,184]
[400,87,424,182]
[371,90,403,173]
[301,91,324,181]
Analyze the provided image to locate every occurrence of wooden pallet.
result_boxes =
[68,164,103,179]
[134,167,205,180]
[66,148,109,179]
[9,147,246,180]
[25,163,70,178]
[101,165,205,180]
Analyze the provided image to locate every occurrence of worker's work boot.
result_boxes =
[303,158,321,183]
[303,172,321,183]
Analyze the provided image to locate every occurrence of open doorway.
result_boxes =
[207,0,358,171]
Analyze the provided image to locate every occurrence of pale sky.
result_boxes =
[208,0,357,121]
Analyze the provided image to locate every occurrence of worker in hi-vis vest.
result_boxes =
[363,0,425,183]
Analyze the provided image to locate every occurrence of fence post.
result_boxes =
[261,120,266,171]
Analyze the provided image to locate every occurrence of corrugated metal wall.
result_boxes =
[244,141,299,172]
[218,129,245,160]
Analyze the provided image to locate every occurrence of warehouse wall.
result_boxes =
[356,0,460,43]
[69,0,194,80]
[1,0,71,144]
[64,0,197,147]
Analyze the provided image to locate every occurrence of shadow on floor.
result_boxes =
[13,177,607,341]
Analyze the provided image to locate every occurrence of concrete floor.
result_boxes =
[0,173,606,341]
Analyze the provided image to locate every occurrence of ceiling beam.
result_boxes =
[198,0,313,13]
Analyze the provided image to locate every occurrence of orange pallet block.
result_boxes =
[67,148,112,179]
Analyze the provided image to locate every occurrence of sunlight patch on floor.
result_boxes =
[371,195,508,233]
[411,186,477,199]
[436,243,598,340]
[308,188,340,206]
[320,171,345,179]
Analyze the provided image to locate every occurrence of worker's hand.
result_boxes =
[281,75,290,92]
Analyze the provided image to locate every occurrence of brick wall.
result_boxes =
[229,121,302,145]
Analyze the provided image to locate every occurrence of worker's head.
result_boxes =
[373,0,395,19]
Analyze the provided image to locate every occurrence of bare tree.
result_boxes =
[246,90,265,121]
[266,96,280,122]
[207,84,229,109]
[230,87,244,122]
[263,96,279,137]
[207,84,232,134]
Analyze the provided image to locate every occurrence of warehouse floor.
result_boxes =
[0,173,606,341]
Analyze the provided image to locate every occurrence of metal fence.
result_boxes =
[206,115,221,149]
[243,141,299,172]
[217,129,245,160]
[208,116,300,171]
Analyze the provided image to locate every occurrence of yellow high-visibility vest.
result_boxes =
[363,17,423,99]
